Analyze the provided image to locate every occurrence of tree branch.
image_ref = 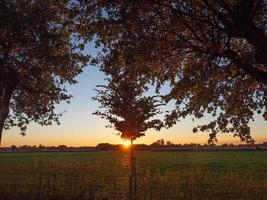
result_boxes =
[224,49,267,85]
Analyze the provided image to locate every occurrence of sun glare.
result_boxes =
[123,140,131,148]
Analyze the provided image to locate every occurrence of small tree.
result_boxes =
[93,67,163,157]
[93,67,164,199]
[0,0,87,145]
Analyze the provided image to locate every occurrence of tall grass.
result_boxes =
[0,151,267,200]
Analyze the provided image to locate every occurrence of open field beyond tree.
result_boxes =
[1,151,267,200]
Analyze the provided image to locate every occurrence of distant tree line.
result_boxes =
[0,144,95,152]
[1,140,267,152]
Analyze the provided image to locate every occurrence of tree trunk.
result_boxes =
[0,85,16,146]
[129,137,137,200]
[0,113,6,146]
[130,138,134,162]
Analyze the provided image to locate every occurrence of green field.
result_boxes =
[1,151,267,200]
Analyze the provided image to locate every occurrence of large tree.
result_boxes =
[0,0,87,145]
[79,0,267,143]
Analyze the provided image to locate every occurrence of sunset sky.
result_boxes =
[2,43,267,147]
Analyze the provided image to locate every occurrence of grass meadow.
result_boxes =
[0,151,267,200]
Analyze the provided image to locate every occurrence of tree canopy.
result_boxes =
[79,0,267,143]
[93,66,164,141]
[0,0,87,144]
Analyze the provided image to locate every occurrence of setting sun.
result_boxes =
[123,140,131,148]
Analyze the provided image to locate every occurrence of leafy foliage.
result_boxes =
[93,66,164,141]
[0,0,88,143]
[79,0,267,143]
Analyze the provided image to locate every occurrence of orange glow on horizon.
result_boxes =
[122,140,131,148]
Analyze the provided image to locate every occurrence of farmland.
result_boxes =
[0,151,267,200]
